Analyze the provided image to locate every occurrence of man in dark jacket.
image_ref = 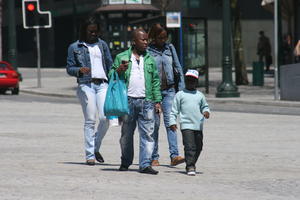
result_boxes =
[257,31,272,72]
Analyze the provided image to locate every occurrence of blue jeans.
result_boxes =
[77,83,109,160]
[152,87,179,160]
[120,97,155,170]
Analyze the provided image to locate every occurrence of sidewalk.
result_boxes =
[18,67,300,107]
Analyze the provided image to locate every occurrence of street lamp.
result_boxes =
[216,0,240,98]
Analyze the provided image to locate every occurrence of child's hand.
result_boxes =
[170,125,177,131]
[203,111,210,119]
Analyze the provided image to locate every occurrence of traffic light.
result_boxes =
[22,0,52,29]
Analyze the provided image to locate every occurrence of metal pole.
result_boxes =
[179,13,184,67]
[36,28,41,88]
[216,0,240,98]
[7,0,18,70]
[274,0,280,100]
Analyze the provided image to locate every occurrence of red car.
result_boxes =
[0,61,20,95]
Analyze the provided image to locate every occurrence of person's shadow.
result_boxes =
[59,161,120,167]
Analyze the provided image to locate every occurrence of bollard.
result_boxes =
[252,61,264,86]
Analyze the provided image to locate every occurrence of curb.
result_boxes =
[207,98,300,108]
[21,88,300,108]
[21,89,76,98]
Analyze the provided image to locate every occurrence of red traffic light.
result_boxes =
[27,3,35,11]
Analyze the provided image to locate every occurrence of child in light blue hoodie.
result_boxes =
[170,69,210,176]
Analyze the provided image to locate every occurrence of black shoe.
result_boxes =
[140,166,159,175]
[95,152,104,163]
[119,165,129,171]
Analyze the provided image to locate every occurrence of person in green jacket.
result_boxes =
[109,28,162,175]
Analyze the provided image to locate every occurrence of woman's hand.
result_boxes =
[79,67,90,74]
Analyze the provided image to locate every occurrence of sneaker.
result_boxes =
[140,166,159,175]
[118,165,129,171]
[170,156,185,166]
[151,160,160,166]
[95,152,104,163]
[86,159,95,166]
[187,170,196,176]
[186,167,196,176]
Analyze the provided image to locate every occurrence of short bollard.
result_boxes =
[252,61,264,86]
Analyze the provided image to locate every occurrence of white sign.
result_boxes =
[126,0,142,4]
[109,0,125,4]
[143,0,151,4]
[166,12,181,28]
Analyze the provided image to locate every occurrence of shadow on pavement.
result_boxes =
[59,161,119,166]
[164,170,204,175]
[101,168,139,172]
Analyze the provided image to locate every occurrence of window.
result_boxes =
[183,0,200,8]
[190,0,200,8]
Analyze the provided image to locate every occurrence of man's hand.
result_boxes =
[116,60,129,74]
[155,103,161,114]
[203,111,210,119]
[170,125,177,131]
[79,67,90,74]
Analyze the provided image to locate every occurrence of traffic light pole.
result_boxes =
[36,28,41,88]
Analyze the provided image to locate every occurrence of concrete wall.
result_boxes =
[280,63,300,101]
[207,20,276,68]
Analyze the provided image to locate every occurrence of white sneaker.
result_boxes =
[187,170,196,176]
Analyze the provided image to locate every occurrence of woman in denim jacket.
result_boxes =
[66,16,113,166]
[147,23,185,166]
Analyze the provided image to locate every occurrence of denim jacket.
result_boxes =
[66,39,113,84]
[147,43,185,91]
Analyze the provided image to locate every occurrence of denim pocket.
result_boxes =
[142,100,155,121]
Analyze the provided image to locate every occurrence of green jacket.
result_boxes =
[109,48,162,103]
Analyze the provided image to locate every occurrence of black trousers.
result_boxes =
[181,129,203,169]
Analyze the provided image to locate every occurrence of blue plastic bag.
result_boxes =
[104,72,129,117]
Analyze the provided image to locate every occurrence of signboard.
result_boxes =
[109,0,125,4]
[143,0,151,4]
[166,12,181,28]
[126,0,142,4]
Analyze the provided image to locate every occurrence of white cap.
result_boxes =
[185,69,199,79]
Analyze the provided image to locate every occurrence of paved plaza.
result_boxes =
[0,97,299,200]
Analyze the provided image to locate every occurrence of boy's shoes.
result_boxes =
[118,165,129,171]
[186,167,196,176]
[170,156,185,166]
[140,166,159,175]
[95,152,104,163]
[86,159,95,166]
[151,160,160,166]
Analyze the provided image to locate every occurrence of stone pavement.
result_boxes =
[18,67,300,107]
[1,67,300,200]
[1,92,300,200]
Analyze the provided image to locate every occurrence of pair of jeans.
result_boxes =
[77,82,109,160]
[120,97,155,170]
[181,129,203,169]
[152,87,179,160]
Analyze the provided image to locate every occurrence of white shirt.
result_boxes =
[85,43,107,80]
[127,54,145,98]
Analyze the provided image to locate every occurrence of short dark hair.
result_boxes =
[148,23,168,44]
[131,28,146,41]
[79,15,100,42]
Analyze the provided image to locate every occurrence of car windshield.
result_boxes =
[0,63,9,70]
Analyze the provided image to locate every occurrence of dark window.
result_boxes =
[183,0,200,8]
